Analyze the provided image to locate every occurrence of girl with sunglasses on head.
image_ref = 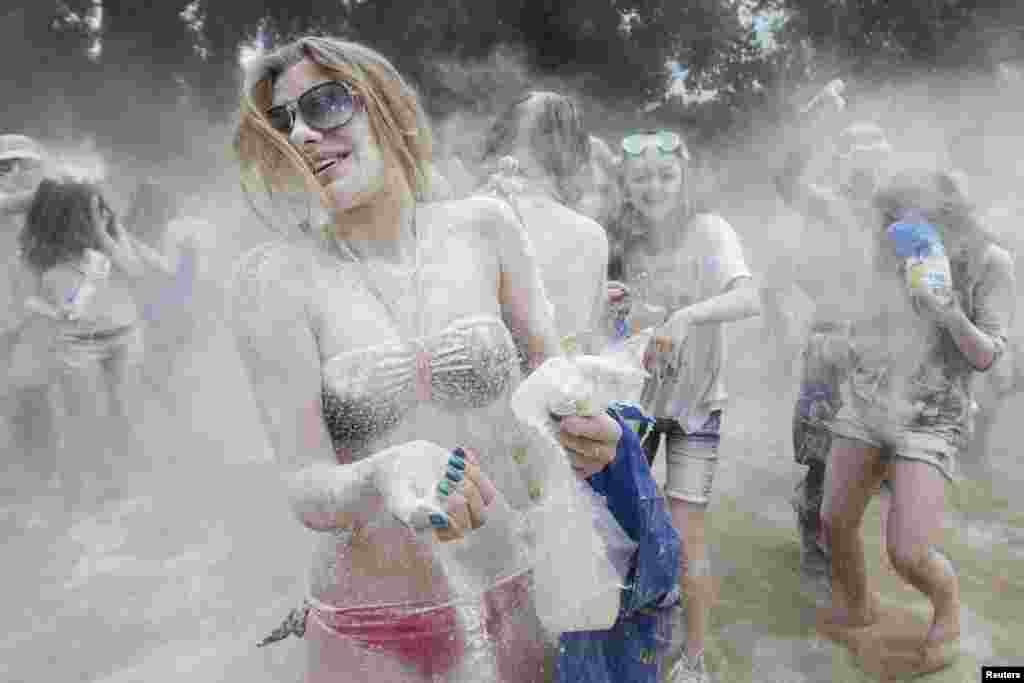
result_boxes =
[231,37,642,682]
[479,94,681,683]
[816,169,1014,676]
[15,177,170,502]
[616,129,761,683]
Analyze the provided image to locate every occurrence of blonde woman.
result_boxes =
[231,36,625,682]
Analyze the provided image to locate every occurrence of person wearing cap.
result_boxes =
[0,134,46,214]
[0,133,58,478]
[771,80,893,600]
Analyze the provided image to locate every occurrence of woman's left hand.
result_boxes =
[558,413,622,480]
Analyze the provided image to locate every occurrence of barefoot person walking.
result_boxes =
[820,169,1015,675]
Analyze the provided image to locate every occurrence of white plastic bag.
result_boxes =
[511,353,647,632]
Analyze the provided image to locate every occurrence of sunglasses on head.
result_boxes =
[621,130,689,160]
[265,81,359,136]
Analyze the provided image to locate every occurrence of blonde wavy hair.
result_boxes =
[617,129,694,231]
[235,36,433,211]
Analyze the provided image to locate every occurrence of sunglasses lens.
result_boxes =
[301,82,355,131]
[623,131,683,157]
[657,131,684,156]
[621,136,647,156]
[266,106,293,134]
[0,160,15,174]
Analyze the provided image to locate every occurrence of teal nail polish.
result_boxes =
[449,455,466,471]
[446,468,464,483]
[438,480,451,497]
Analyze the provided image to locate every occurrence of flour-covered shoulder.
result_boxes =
[229,239,322,354]
[450,193,559,363]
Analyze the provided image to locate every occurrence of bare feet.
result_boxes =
[925,548,961,644]
[823,590,882,628]
[922,604,960,668]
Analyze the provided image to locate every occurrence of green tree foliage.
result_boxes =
[6,1,1017,158]
[0,3,94,136]
[758,0,1024,79]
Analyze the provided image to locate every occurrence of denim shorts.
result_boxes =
[643,412,722,505]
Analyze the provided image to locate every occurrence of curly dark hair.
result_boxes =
[19,177,108,273]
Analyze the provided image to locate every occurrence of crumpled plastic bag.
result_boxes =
[579,480,640,582]
[510,353,647,633]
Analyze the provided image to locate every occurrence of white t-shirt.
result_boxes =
[38,249,138,331]
[625,212,752,427]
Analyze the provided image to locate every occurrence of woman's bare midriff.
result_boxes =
[311,494,453,609]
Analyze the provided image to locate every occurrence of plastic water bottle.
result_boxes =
[886,212,953,306]
[64,248,111,321]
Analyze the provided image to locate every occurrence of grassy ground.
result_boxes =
[687,487,1024,682]
[663,317,1024,683]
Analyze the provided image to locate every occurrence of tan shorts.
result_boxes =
[643,412,722,505]
[56,324,143,371]
[827,373,962,483]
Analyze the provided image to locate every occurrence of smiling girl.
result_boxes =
[231,36,637,682]
[618,130,761,683]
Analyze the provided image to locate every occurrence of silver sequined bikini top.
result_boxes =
[321,314,519,461]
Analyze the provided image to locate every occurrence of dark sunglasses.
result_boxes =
[265,81,359,136]
[0,158,43,175]
[621,130,689,160]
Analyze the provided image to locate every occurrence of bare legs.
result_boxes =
[822,437,960,658]
[55,367,105,504]
[886,459,960,649]
[52,338,143,507]
[669,498,711,660]
[821,437,886,627]
[99,346,144,495]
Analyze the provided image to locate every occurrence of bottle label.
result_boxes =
[906,255,952,304]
